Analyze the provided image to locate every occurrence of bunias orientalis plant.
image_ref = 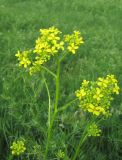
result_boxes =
[13,26,120,160]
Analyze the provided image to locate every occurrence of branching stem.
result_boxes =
[58,98,78,112]
[41,66,56,78]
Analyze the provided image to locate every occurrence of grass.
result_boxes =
[0,0,122,159]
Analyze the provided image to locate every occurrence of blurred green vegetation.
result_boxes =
[0,0,122,159]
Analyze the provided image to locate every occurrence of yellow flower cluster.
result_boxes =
[34,27,64,55]
[75,75,120,117]
[64,31,84,54]
[10,140,26,156]
[15,27,84,75]
[56,150,65,159]
[87,123,101,137]
[30,27,65,74]
[15,50,31,68]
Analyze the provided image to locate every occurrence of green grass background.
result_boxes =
[0,0,122,159]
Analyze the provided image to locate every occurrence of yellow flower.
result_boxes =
[56,150,65,159]
[97,78,109,88]
[56,41,64,50]
[88,123,101,137]
[64,31,84,54]
[15,50,32,68]
[82,80,89,86]
[73,31,84,44]
[75,89,86,100]
[87,104,105,116]
[34,58,45,65]
[15,51,21,59]
[68,43,78,54]
[87,104,98,116]
[107,75,118,83]
[113,84,120,94]
[10,140,26,156]
[73,31,81,35]
[19,57,31,68]
[48,34,60,41]
[51,46,58,54]
[78,37,84,44]
[93,88,103,101]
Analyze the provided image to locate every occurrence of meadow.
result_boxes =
[0,0,122,159]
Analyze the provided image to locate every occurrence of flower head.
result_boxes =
[15,50,32,68]
[16,27,84,75]
[75,75,120,117]
[56,150,65,159]
[82,80,89,86]
[64,31,84,54]
[75,89,86,100]
[87,104,105,116]
[93,88,103,101]
[10,140,26,156]
[87,123,101,137]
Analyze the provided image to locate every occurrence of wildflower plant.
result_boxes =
[14,26,120,160]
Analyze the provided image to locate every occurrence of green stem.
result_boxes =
[43,77,51,126]
[54,59,60,112]
[72,134,88,160]
[58,98,78,112]
[41,66,56,78]
[44,111,57,160]
[44,58,60,159]
[72,116,96,160]
[59,52,68,62]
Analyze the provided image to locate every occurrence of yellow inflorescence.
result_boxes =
[10,140,26,156]
[34,27,64,55]
[15,27,84,75]
[15,50,31,68]
[87,123,101,137]
[75,75,120,117]
[56,150,65,159]
[64,31,84,54]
